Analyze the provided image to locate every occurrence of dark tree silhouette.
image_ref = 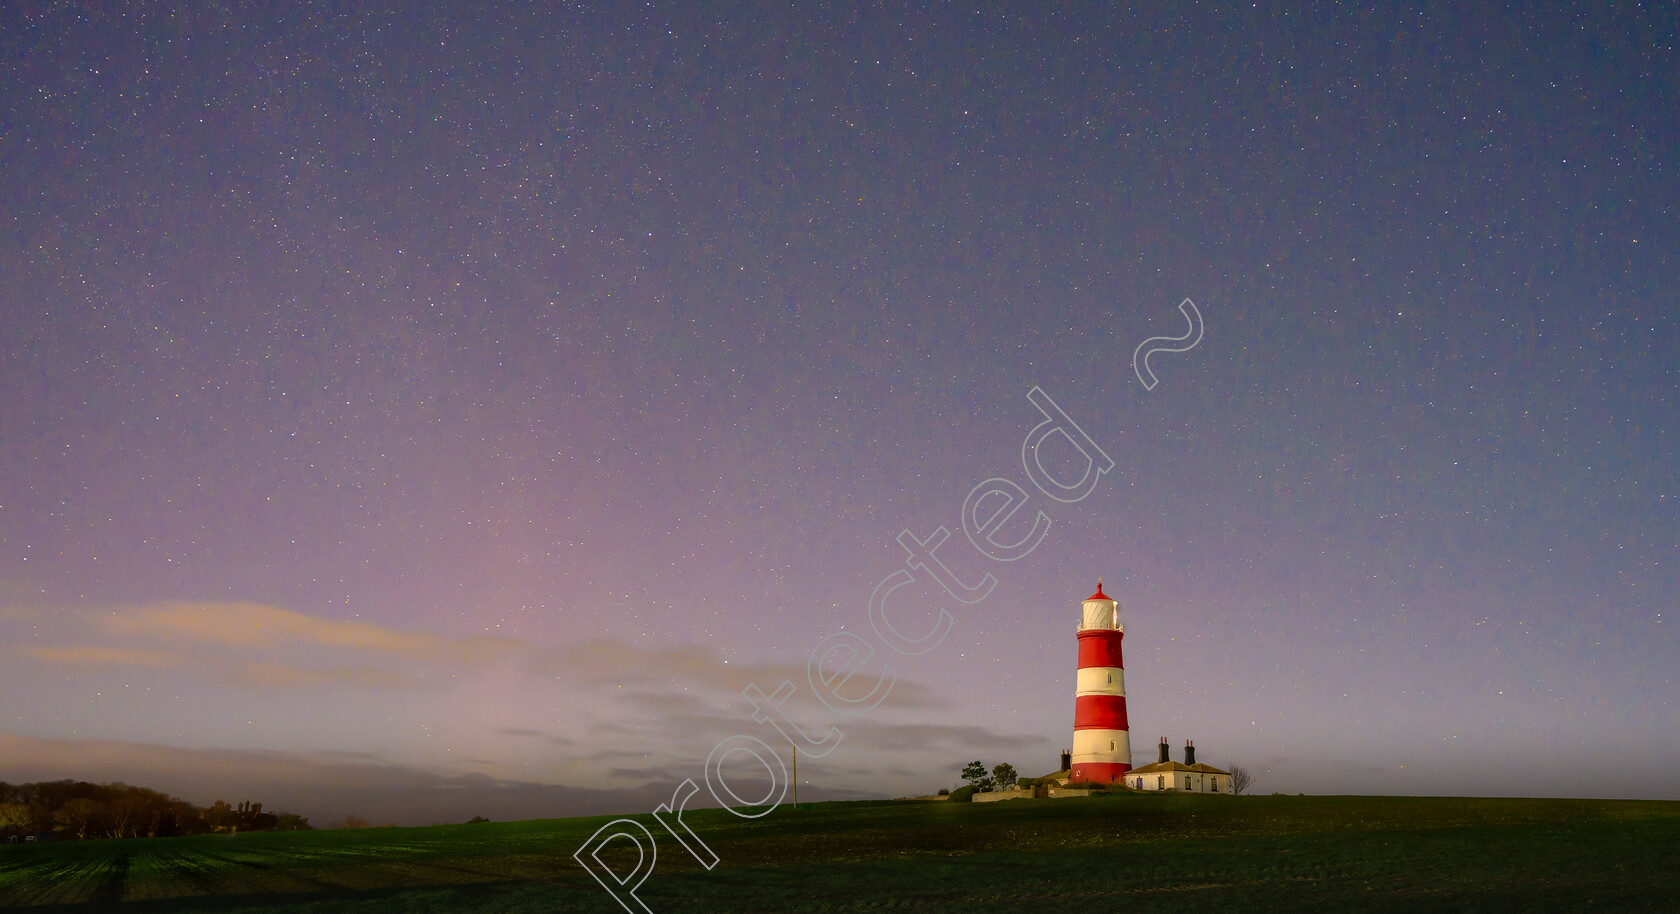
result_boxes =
[53,798,105,839]
[0,779,301,840]
[991,763,1018,790]
[1229,764,1254,796]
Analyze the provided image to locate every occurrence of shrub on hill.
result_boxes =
[947,785,976,803]
[273,812,312,830]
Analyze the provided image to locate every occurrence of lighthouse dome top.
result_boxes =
[1079,579,1121,631]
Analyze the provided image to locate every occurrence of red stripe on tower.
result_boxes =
[1069,580,1131,784]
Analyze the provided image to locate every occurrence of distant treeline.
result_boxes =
[1,780,311,840]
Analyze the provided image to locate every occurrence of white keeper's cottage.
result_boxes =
[1125,739,1232,793]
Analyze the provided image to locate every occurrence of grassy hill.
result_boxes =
[2,793,1677,911]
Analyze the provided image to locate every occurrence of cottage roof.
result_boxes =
[1127,760,1231,776]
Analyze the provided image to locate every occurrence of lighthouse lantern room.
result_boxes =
[1070,581,1132,784]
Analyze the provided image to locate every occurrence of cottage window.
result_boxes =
[1158,776,1164,789]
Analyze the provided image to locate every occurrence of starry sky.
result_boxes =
[2,3,1675,826]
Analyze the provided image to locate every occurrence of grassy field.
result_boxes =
[2,793,1677,912]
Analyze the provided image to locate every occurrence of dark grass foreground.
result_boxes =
[2,794,1676,912]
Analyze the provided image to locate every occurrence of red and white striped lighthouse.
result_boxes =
[1070,580,1131,784]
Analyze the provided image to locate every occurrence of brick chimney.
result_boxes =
[1158,737,1169,764]
[1060,749,1071,772]
[1185,740,1196,766]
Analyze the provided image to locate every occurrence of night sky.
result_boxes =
[2,3,1676,826]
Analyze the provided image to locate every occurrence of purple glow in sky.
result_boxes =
[2,3,1676,825]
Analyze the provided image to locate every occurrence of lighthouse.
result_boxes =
[1070,581,1131,784]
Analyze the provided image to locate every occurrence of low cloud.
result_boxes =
[228,661,418,689]
[23,645,183,667]
[103,601,521,663]
[606,764,698,783]
[499,727,576,745]
[534,639,952,712]
[843,720,1049,756]
[13,603,952,716]
[12,600,518,691]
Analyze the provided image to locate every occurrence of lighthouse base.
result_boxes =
[1069,761,1131,785]
[1069,727,1131,785]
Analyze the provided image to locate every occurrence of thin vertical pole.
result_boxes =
[792,743,798,808]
